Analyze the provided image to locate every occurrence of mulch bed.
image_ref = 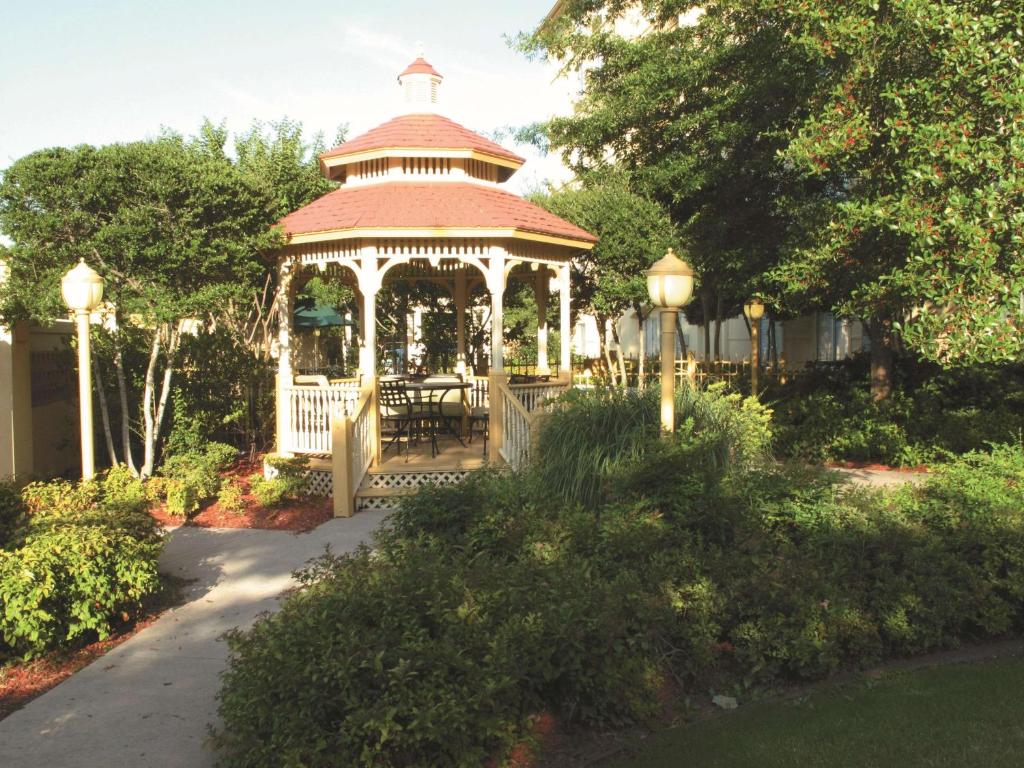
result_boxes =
[147,458,333,532]
[0,577,187,723]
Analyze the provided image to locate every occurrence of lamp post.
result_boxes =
[743,298,766,397]
[646,249,695,434]
[61,260,105,480]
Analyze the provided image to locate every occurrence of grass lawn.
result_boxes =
[601,655,1024,768]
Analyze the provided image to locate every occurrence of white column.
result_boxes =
[454,269,468,376]
[487,250,506,373]
[558,264,571,375]
[535,270,550,375]
[358,251,380,378]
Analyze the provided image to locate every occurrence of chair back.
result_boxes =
[378,380,411,416]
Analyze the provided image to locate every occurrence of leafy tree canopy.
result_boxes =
[769,0,1024,365]
[532,170,681,322]
[0,136,279,326]
[522,1,822,317]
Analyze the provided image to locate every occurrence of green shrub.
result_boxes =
[0,482,26,549]
[249,455,309,507]
[0,475,162,659]
[22,478,97,517]
[165,478,200,518]
[158,441,240,515]
[216,399,1024,768]
[770,358,1024,465]
[101,465,148,514]
[217,481,247,516]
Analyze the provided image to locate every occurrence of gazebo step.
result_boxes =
[354,486,416,512]
[356,486,416,498]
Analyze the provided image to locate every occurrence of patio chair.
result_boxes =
[468,406,488,457]
[423,374,466,437]
[379,380,435,459]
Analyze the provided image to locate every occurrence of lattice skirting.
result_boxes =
[304,470,333,496]
[362,469,474,490]
[262,460,333,497]
[356,495,404,512]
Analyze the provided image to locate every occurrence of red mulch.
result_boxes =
[826,460,930,473]
[0,581,184,722]
[147,458,333,532]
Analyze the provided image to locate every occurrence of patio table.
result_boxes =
[405,380,472,449]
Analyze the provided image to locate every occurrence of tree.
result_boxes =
[769,0,1024,397]
[0,137,279,475]
[522,1,822,361]
[532,172,680,385]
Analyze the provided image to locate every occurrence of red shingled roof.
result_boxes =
[278,182,597,244]
[320,114,525,166]
[399,57,442,79]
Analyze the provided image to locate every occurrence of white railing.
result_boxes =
[467,375,489,408]
[500,390,532,470]
[509,382,569,414]
[349,388,375,488]
[283,382,361,454]
[331,382,378,518]
[491,376,572,471]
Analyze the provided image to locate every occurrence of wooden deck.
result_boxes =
[377,434,486,471]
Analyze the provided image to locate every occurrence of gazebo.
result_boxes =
[273,54,597,514]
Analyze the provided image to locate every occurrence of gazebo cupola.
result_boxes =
[274,50,597,435]
[397,49,443,111]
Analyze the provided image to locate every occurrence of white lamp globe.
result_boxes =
[646,248,695,309]
[61,260,105,313]
[743,298,766,322]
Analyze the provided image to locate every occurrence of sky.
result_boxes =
[0,0,575,193]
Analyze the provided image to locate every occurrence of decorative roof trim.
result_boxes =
[284,226,596,250]
[320,147,524,173]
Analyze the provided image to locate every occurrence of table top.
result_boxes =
[404,380,472,391]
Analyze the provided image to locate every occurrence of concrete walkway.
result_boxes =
[831,466,927,488]
[0,510,389,768]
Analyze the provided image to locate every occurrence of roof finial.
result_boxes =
[415,40,425,59]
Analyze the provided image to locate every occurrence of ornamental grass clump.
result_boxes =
[532,384,772,506]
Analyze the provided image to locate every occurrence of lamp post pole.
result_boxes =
[660,307,678,434]
[74,309,95,480]
[743,299,765,398]
[646,249,696,435]
[62,260,105,481]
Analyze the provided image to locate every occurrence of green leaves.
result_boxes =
[776,0,1024,364]
[0,470,162,660]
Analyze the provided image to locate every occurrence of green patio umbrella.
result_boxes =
[293,298,353,329]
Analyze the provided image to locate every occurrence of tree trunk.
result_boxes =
[113,342,137,475]
[713,293,724,361]
[609,320,628,387]
[868,320,894,401]
[701,290,712,362]
[140,333,162,478]
[92,356,118,467]
[675,315,688,357]
[599,315,616,384]
[636,305,646,388]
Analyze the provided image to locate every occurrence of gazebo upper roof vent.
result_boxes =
[397,46,443,111]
